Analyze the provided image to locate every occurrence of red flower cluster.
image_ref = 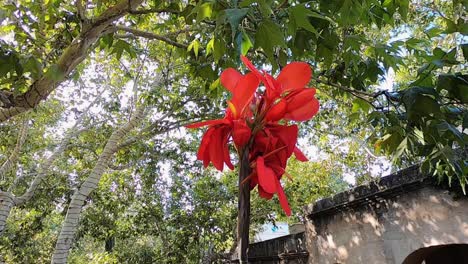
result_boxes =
[187,56,319,215]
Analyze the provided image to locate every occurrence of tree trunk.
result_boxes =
[51,107,144,264]
[237,148,251,263]
[0,191,14,235]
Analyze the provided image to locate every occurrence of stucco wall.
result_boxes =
[305,185,468,264]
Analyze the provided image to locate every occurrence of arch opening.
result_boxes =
[402,244,468,264]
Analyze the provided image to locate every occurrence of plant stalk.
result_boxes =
[237,147,251,263]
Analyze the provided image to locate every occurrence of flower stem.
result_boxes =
[237,147,251,263]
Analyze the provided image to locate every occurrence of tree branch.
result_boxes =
[128,8,180,15]
[0,118,28,179]
[114,26,189,49]
[0,0,144,123]
[75,0,88,22]
[311,76,375,101]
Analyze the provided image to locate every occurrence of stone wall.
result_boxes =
[231,232,308,264]
[304,166,468,264]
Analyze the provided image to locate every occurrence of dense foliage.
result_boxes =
[0,0,466,263]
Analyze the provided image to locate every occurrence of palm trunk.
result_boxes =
[237,148,251,263]
[51,107,144,264]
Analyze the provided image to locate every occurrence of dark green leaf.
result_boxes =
[289,4,318,35]
[224,8,249,40]
[255,20,285,61]
[461,44,468,61]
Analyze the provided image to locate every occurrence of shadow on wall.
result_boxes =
[402,244,468,264]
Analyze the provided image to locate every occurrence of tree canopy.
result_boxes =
[0,0,466,263]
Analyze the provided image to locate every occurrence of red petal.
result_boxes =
[232,120,251,147]
[250,172,258,189]
[293,147,308,161]
[267,163,285,177]
[276,180,291,216]
[231,72,260,117]
[240,55,264,80]
[264,73,281,103]
[222,127,234,170]
[208,127,225,171]
[284,89,319,121]
[276,62,311,92]
[197,127,216,161]
[265,99,287,122]
[186,119,230,129]
[256,156,277,194]
[220,68,242,93]
[267,124,298,157]
[258,186,274,200]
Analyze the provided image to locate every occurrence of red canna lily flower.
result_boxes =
[187,56,320,216]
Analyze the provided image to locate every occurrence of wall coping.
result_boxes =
[305,165,432,219]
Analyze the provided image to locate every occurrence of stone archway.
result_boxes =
[402,244,468,264]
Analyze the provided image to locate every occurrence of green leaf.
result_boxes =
[436,121,465,145]
[278,49,287,67]
[209,78,220,91]
[375,130,404,154]
[112,39,133,60]
[289,4,318,35]
[239,0,256,7]
[187,39,200,58]
[352,98,371,113]
[195,2,213,22]
[257,0,273,17]
[437,74,468,103]
[458,18,468,35]
[23,56,43,79]
[0,52,17,76]
[213,38,226,62]
[461,44,468,61]
[424,27,444,38]
[405,38,426,51]
[396,0,409,20]
[224,8,249,40]
[393,136,408,161]
[433,47,446,59]
[255,19,285,61]
[316,45,333,67]
[101,33,114,49]
[241,31,253,55]
[443,18,458,33]
[206,38,214,56]
[463,112,468,130]
[402,87,441,121]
